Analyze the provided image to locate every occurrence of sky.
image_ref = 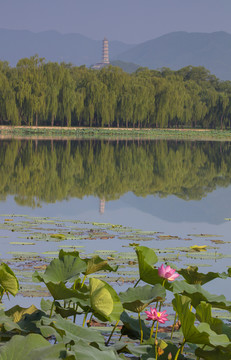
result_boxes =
[0,0,230,44]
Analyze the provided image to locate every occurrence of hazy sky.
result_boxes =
[0,0,230,43]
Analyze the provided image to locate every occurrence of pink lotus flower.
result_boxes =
[145,307,169,324]
[158,264,179,281]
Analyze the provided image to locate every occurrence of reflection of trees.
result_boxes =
[0,140,231,207]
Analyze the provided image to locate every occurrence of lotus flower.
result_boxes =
[145,307,168,324]
[158,264,179,281]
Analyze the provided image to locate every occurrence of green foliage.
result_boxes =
[1,140,231,206]
[135,246,159,285]
[0,334,68,360]
[89,278,123,322]
[0,263,19,297]
[119,284,166,313]
[33,253,87,283]
[178,266,229,285]
[0,248,231,359]
[1,58,231,129]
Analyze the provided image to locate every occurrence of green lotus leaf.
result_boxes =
[135,246,160,285]
[0,309,22,332]
[0,263,19,296]
[0,334,68,360]
[45,281,90,304]
[84,255,118,275]
[54,304,79,318]
[33,255,86,284]
[71,339,121,360]
[196,302,231,340]
[172,294,231,350]
[171,281,231,311]
[120,311,150,340]
[40,299,53,314]
[40,315,105,346]
[119,284,166,313]
[17,309,47,333]
[112,342,153,357]
[179,266,228,285]
[195,347,231,360]
[138,341,187,360]
[5,305,38,323]
[59,250,118,275]
[58,249,80,259]
[89,278,123,322]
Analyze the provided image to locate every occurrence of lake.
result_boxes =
[0,138,231,306]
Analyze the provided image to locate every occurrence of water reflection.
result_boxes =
[1,138,231,303]
[0,139,231,222]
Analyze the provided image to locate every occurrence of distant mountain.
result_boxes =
[115,31,231,80]
[0,29,133,67]
[110,60,140,73]
[2,29,231,80]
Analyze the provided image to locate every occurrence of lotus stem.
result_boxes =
[150,319,156,339]
[134,278,141,288]
[138,312,143,344]
[81,275,87,288]
[174,340,185,360]
[0,290,5,302]
[82,310,90,327]
[171,312,177,340]
[154,321,159,342]
[155,342,158,360]
[106,319,120,346]
[49,300,55,318]
[87,313,93,327]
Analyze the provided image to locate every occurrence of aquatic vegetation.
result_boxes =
[158,264,180,282]
[0,246,230,359]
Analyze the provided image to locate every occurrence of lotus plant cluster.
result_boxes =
[0,245,230,360]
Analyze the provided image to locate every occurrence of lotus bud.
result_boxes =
[168,352,172,360]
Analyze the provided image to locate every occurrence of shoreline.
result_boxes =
[0,125,231,141]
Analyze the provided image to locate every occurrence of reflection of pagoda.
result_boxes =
[99,198,105,214]
[91,38,110,70]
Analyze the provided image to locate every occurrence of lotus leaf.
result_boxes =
[196,302,231,340]
[44,281,90,303]
[5,305,38,323]
[59,250,118,275]
[178,266,228,285]
[33,254,86,284]
[119,284,166,313]
[0,334,68,360]
[195,347,231,360]
[71,339,121,360]
[40,315,105,346]
[120,311,150,340]
[90,278,124,322]
[0,310,22,333]
[171,281,231,310]
[172,294,231,350]
[135,246,160,285]
[0,263,19,296]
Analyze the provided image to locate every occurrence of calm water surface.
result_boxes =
[0,139,231,301]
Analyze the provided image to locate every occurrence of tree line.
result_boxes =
[1,55,231,129]
[0,139,230,207]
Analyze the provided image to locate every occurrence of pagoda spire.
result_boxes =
[102,37,109,64]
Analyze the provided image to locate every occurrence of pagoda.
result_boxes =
[91,37,110,69]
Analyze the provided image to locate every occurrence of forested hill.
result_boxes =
[115,31,231,80]
[1,56,231,129]
[1,29,231,80]
[0,28,132,67]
